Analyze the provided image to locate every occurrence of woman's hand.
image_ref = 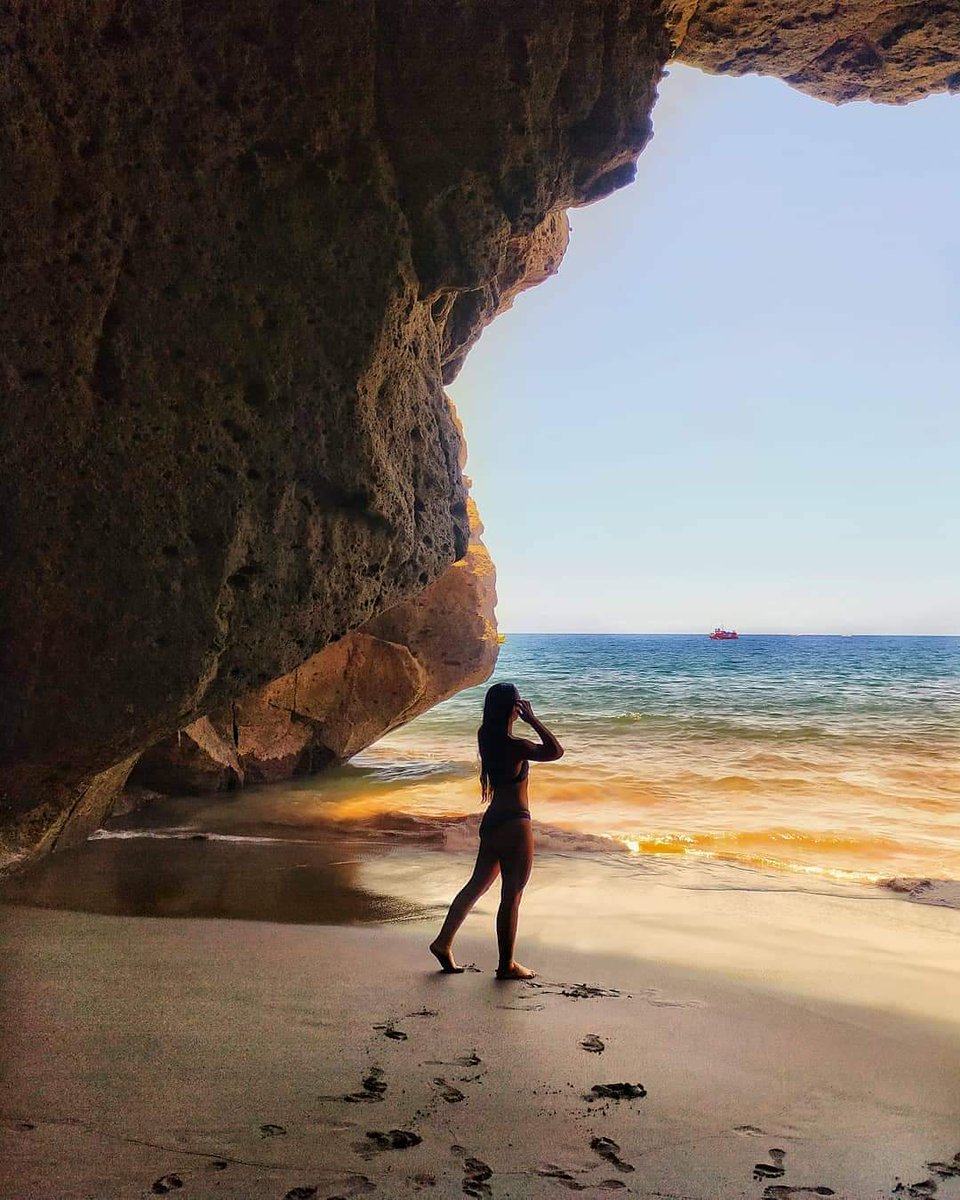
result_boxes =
[514,698,563,761]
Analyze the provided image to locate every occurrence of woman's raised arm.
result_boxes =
[515,698,564,761]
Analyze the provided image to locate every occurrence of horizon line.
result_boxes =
[497,630,960,638]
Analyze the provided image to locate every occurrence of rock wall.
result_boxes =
[668,1,960,104]
[2,1,957,866]
[132,499,498,792]
[0,1,668,864]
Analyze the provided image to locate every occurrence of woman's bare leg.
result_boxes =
[494,820,535,979]
[430,843,500,972]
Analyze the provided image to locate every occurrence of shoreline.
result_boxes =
[3,826,960,1023]
[3,833,960,1199]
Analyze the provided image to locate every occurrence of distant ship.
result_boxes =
[709,627,739,640]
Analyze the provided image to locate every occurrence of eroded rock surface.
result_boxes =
[132,499,498,791]
[0,1,668,863]
[669,1,960,104]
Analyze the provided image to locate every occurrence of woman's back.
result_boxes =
[479,733,529,801]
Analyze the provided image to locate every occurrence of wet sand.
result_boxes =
[3,837,960,1199]
[0,832,426,925]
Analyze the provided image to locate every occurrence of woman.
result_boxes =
[429,681,564,979]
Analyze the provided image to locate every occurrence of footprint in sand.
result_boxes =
[426,1052,482,1068]
[537,1165,586,1191]
[753,1148,787,1181]
[585,1082,647,1102]
[341,1067,387,1103]
[762,1189,835,1199]
[580,1034,605,1054]
[590,1136,635,1174]
[528,980,626,1000]
[208,1160,228,1170]
[596,1183,629,1191]
[927,1153,960,1179]
[893,1182,939,1199]
[734,1124,765,1137]
[462,1156,493,1197]
[563,983,623,999]
[374,1023,408,1041]
[408,1008,439,1018]
[366,1129,423,1150]
[433,1078,466,1103]
[284,1188,318,1200]
[259,1123,287,1137]
[151,1175,183,1195]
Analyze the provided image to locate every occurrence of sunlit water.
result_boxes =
[373,634,960,886]
[102,635,960,906]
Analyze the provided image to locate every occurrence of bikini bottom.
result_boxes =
[479,807,531,838]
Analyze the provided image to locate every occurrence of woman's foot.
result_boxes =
[430,940,465,974]
[495,961,536,980]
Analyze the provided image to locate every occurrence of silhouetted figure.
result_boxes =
[430,681,564,979]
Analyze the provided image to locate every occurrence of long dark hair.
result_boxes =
[478,681,519,802]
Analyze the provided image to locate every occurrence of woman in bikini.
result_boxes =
[429,681,564,979]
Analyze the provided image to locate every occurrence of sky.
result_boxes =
[448,65,960,635]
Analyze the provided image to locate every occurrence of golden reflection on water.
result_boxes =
[335,739,960,883]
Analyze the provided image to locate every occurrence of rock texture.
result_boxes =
[668,1,960,104]
[2,1,958,866]
[0,1,668,863]
[132,499,498,792]
[0,754,142,873]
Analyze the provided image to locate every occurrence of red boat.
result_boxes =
[709,628,739,640]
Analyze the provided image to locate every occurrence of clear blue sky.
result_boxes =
[449,66,960,635]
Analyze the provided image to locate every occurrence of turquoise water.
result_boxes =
[365,635,960,884]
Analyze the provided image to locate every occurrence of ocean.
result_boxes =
[86,634,960,911]
[346,633,960,889]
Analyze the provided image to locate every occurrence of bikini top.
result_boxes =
[486,756,529,787]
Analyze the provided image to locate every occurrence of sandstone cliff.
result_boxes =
[1,1,667,864]
[132,499,498,792]
[668,1,960,104]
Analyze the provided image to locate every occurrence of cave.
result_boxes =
[2,2,958,868]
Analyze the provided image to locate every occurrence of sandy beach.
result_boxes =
[3,832,960,1200]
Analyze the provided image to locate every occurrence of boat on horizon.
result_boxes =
[709,627,739,640]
